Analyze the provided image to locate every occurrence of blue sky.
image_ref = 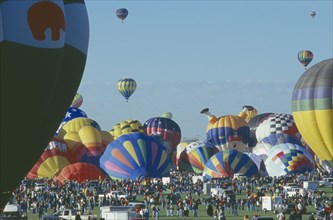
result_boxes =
[77,1,333,140]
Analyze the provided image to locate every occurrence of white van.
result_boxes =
[1,204,27,220]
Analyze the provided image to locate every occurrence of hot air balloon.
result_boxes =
[309,11,316,19]
[143,117,182,154]
[292,58,333,169]
[60,117,108,165]
[116,8,128,23]
[27,138,71,179]
[244,152,268,177]
[71,93,83,108]
[100,133,171,180]
[61,117,101,133]
[255,113,301,144]
[248,113,274,148]
[55,107,88,136]
[240,105,258,122]
[0,0,89,209]
[54,162,105,185]
[297,50,313,69]
[162,112,173,119]
[200,108,250,152]
[203,150,259,179]
[178,143,219,174]
[264,143,315,177]
[175,142,190,169]
[314,155,333,173]
[78,126,106,166]
[63,107,88,123]
[117,78,137,102]
[252,133,302,155]
[110,119,144,140]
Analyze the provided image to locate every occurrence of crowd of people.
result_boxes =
[3,170,333,219]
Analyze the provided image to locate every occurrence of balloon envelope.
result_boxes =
[54,162,105,185]
[309,11,316,18]
[117,78,136,102]
[71,93,83,108]
[203,150,259,179]
[0,0,89,209]
[264,143,315,177]
[162,112,173,119]
[248,113,274,148]
[178,144,219,174]
[116,8,128,22]
[255,113,301,144]
[27,138,71,179]
[297,50,313,68]
[110,119,144,140]
[100,133,171,180]
[143,117,181,154]
[205,115,250,152]
[292,58,333,164]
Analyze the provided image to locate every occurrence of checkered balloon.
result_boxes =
[255,113,301,143]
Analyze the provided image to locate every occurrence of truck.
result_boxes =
[42,209,97,220]
[100,206,144,220]
[0,203,27,220]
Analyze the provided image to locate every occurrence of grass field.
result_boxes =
[27,186,332,220]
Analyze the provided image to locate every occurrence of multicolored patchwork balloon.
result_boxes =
[264,143,315,177]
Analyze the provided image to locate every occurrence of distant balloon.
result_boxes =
[309,11,316,18]
[116,8,128,22]
[0,0,89,209]
[162,112,173,119]
[297,50,313,69]
[117,78,137,102]
[71,93,83,108]
[292,58,333,167]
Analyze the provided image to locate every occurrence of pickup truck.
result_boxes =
[42,209,97,220]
